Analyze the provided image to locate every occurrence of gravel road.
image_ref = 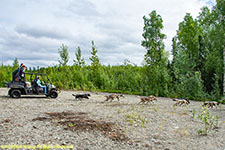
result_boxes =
[0,88,224,150]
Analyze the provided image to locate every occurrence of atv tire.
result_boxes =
[10,89,21,98]
[50,90,58,98]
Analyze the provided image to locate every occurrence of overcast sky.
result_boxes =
[0,0,214,67]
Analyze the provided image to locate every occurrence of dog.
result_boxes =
[202,101,219,108]
[150,95,157,102]
[104,94,124,102]
[138,95,157,104]
[173,98,190,106]
[72,93,91,100]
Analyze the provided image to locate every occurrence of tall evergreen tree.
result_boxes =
[89,41,102,88]
[73,46,85,67]
[90,41,100,68]
[12,57,19,68]
[58,44,69,66]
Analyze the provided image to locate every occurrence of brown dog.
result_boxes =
[138,95,157,104]
[150,95,157,102]
[104,94,124,102]
[173,98,189,106]
[202,101,219,108]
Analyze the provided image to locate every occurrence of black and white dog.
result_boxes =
[72,93,91,100]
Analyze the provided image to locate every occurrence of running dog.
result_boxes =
[104,94,124,102]
[202,101,219,108]
[138,95,157,104]
[173,98,190,106]
[72,93,91,100]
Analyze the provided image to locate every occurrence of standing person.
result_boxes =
[19,65,26,81]
[15,64,26,82]
[12,63,24,82]
[36,76,47,94]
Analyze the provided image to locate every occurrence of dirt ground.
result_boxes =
[0,88,225,150]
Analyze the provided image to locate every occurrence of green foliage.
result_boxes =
[124,112,148,127]
[73,46,85,67]
[141,10,170,96]
[173,71,205,99]
[12,57,19,68]
[90,41,100,68]
[0,65,14,87]
[68,123,76,127]
[170,2,224,99]
[193,106,219,135]
[142,10,167,66]
[177,13,200,66]
[58,44,69,66]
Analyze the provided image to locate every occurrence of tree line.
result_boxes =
[0,0,224,101]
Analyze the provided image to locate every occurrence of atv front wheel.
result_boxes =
[50,90,58,98]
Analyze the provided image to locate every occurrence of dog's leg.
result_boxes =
[104,96,110,102]
[215,104,218,109]
[180,101,184,106]
[146,100,149,105]
[173,102,178,107]
[208,104,211,108]
[139,99,144,105]
[116,96,120,102]
[150,99,154,104]
[110,97,115,102]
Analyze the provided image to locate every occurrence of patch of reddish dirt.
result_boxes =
[32,111,129,142]
[32,117,49,121]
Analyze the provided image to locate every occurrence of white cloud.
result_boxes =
[0,0,211,67]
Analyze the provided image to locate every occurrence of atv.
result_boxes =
[5,72,58,98]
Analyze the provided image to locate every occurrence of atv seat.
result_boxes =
[32,80,45,94]
[32,80,39,94]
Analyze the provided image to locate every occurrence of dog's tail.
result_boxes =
[137,96,141,99]
[172,98,177,101]
[120,94,125,98]
[72,94,76,97]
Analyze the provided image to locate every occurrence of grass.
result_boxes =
[124,112,148,127]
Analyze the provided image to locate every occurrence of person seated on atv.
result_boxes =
[35,76,47,94]
[12,63,25,82]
